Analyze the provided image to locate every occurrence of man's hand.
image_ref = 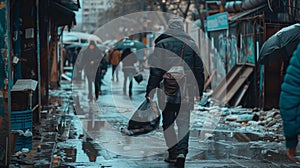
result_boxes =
[287,147,299,162]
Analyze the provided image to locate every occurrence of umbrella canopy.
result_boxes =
[65,43,83,51]
[258,23,300,65]
[113,40,147,50]
[65,43,108,53]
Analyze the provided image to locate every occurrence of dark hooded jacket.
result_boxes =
[146,19,204,106]
[279,43,300,148]
[80,41,103,78]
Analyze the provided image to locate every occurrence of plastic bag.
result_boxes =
[124,99,160,135]
[134,73,143,84]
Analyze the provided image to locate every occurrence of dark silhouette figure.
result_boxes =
[80,41,103,101]
[145,18,204,167]
[107,48,121,82]
[121,48,137,97]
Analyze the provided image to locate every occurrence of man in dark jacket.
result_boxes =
[80,41,103,101]
[145,18,204,167]
[279,43,300,163]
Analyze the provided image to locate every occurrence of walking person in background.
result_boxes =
[279,43,300,163]
[121,48,137,97]
[145,18,204,167]
[73,46,82,82]
[64,48,72,67]
[107,48,121,82]
[73,46,81,67]
[79,41,103,101]
[136,48,147,72]
[94,57,108,99]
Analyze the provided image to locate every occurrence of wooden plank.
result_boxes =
[222,67,253,104]
[233,83,250,107]
[212,66,242,100]
[211,64,254,105]
[204,70,216,90]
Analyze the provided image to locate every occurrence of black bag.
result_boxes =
[125,99,160,135]
[134,73,143,84]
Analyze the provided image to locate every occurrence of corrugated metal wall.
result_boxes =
[286,0,300,21]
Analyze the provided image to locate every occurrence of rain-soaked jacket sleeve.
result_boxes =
[145,67,165,98]
[193,50,204,98]
[145,43,166,98]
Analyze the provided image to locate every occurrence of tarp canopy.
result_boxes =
[49,1,78,27]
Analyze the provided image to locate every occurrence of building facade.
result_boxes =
[81,0,111,33]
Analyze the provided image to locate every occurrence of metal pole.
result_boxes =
[5,136,8,166]
[253,20,258,107]
[60,34,63,82]
[13,1,21,81]
[226,28,229,73]
[6,0,11,166]
[36,0,41,117]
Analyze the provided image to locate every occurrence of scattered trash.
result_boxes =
[236,113,259,122]
[204,133,214,140]
[13,129,33,137]
[52,155,61,167]
[226,115,239,121]
[198,91,213,106]
[21,148,29,153]
[37,145,41,152]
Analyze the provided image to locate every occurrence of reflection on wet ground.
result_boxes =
[68,74,297,167]
[10,67,300,168]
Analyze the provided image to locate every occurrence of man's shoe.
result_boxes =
[175,154,185,168]
[164,152,177,163]
[164,156,176,163]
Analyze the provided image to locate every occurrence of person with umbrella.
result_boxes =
[279,43,300,163]
[114,39,147,51]
[258,23,300,65]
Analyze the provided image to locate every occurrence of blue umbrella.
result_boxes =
[113,40,147,50]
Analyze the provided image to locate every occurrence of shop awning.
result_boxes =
[54,0,80,11]
[228,5,265,22]
[49,1,77,27]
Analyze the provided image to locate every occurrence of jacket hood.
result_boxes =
[168,18,184,30]
[154,28,193,44]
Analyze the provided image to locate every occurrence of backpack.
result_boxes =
[110,50,121,65]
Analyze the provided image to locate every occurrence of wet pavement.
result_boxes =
[10,66,300,168]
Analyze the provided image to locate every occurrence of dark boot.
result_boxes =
[164,146,177,163]
[129,81,132,96]
[164,153,177,163]
[175,154,185,168]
